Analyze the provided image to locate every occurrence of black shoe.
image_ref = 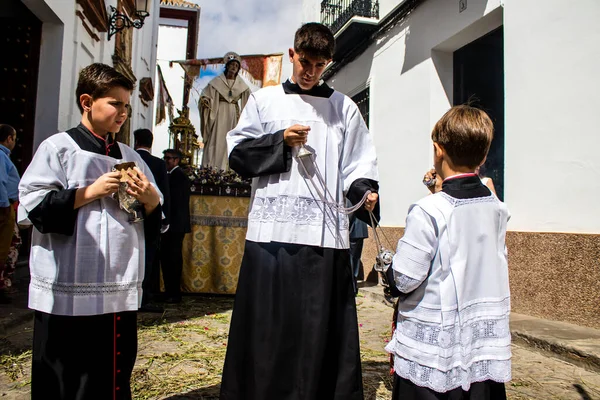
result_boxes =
[163,296,182,304]
[151,293,166,303]
[139,303,165,313]
[0,291,10,304]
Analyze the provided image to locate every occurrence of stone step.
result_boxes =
[358,283,600,374]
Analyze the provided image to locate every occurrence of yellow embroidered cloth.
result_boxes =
[181,195,249,294]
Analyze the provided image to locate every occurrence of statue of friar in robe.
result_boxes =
[199,51,251,170]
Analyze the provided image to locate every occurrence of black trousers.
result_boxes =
[32,310,137,400]
[392,374,507,400]
[160,231,185,298]
[349,237,364,279]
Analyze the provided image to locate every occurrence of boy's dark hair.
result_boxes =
[134,128,153,148]
[0,124,16,142]
[294,23,335,60]
[431,105,494,169]
[163,148,183,159]
[76,63,134,114]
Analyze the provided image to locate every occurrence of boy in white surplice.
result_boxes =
[220,23,379,400]
[386,105,511,400]
[18,63,162,400]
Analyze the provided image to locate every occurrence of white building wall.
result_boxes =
[69,1,111,130]
[324,0,600,233]
[22,0,160,149]
[153,24,189,157]
[503,0,600,233]
[378,0,405,20]
[130,0,161,133]
[301,0,321,23]
[21,0,76,148]
[327,0,502,227]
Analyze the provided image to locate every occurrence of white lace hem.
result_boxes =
[30,275,140,295]
[248,195,348,229]
[385,316,512,372]
[393,356,511,392]
[395,316,510,349]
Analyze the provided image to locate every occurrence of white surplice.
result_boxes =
[385,192,512,392]
[18,132,162,316]
[227,84,379,249]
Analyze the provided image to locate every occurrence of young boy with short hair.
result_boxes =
[18,63,162,399]
[386,105,511,399]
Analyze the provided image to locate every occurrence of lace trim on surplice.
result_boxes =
[249,195,349,229]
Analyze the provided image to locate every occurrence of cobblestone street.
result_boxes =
[0,295,598,399]
[1,0,599,399]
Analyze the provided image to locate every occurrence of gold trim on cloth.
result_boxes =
[182,195,250,294]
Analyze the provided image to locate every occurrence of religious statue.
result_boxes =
[199,51,251,170]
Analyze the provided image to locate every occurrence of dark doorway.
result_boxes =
[0,0,42,176]
[454,26,504,200]
[0,0,42,264]
[352,87,370,128]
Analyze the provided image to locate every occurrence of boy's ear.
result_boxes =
[288,48,295,62]
[433,142,444,160]
[80,94,93,112]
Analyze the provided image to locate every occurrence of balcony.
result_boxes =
[321,0,379,35]
[321,0,379,61]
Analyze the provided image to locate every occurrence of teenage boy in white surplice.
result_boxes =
[220,22,380,400]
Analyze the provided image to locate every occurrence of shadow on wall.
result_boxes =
[368,0,491,106]
[398,0,490,75]
[431,49,454,105]
[331,0,492,98]
[329,44,376,96]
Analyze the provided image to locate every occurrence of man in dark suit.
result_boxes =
[160,149,191,303]
[134,129,171,312]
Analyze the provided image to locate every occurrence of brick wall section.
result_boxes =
[361,229,600,329]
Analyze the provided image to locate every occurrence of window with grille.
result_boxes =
[351,87,370,127]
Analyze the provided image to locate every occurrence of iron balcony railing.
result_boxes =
[321,0,380,35]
